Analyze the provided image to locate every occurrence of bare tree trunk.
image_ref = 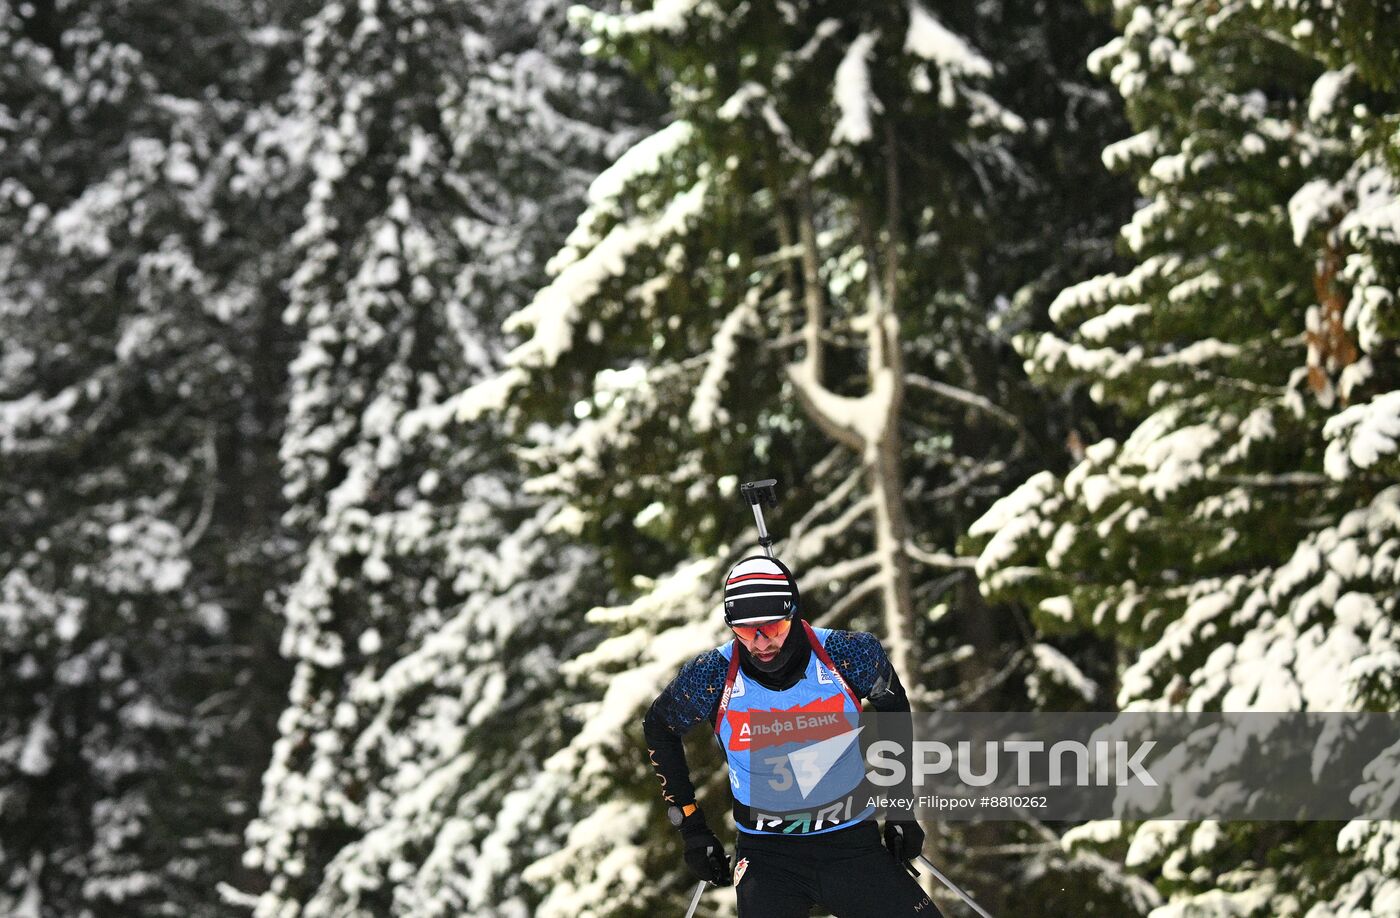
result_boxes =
[868,418,916,690]
[782,141,916,688]
[796,180,828,396]
[787,180,862,451]
[860,125,917,689]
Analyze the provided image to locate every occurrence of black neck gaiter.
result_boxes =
[736,619,811,691]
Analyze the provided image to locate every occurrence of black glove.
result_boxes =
[883,819,925,864]
[678,809,732,885]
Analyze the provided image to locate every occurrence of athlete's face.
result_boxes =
[731,616,792,663]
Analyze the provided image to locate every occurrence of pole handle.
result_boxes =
[738,479,779,558]
[738,479,778,507]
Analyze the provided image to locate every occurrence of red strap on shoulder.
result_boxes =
[714,624,864,738]
[714,641,742,737]
[803,621,862,709]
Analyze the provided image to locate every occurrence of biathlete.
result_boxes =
[643,554,941,917]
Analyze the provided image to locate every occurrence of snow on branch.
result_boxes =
[403,178,712,432]
[832,33,881,146]
[904,540,976,570]
[786,357,895,452]
[787,494,876,563]
[1322,390,1400,480]
[582,121,694,215]
[787,465,863,551]
[585,0,703,37]
[690,284,763,433]
[904,4,992,78]
[1049,254,1176,325]
[970,470,1062,590]
[1029,642,1099,703]
[798,553,882,594]
[504,180,710,371]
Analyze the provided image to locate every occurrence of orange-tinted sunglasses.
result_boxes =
[730,616,793,643]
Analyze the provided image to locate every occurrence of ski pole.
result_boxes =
[739,478,779,559]
[914,853,994,918]
[682,879,706,918]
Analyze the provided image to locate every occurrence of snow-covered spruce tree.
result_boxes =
[237,1,639,915]
[0,2,302,915]
[440,1,1136,914]
[968,0,1400,914]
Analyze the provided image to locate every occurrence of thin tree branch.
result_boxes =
[927,649,1028,708]
[183,426,219,551]
[753,242,804,270]
[922,643,977,674]
[883,119,900,318]
[905,372,1025,433]
[1216,472,1331,487]
[787,180,867,450]
[809,445,848,483]
[904,540,977,570]
[813,573,885,628]
[963,843,1058,857]
[798,552,881,595]
[787,465,863,553]
[787,495,875,561]
[797,178,827,385]
[926,458,1009,502]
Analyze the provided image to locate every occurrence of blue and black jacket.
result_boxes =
[642,621,910,835]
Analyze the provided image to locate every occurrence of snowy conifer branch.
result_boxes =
[0,368,127,456]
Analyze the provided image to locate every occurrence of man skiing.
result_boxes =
[643,553,942,917]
